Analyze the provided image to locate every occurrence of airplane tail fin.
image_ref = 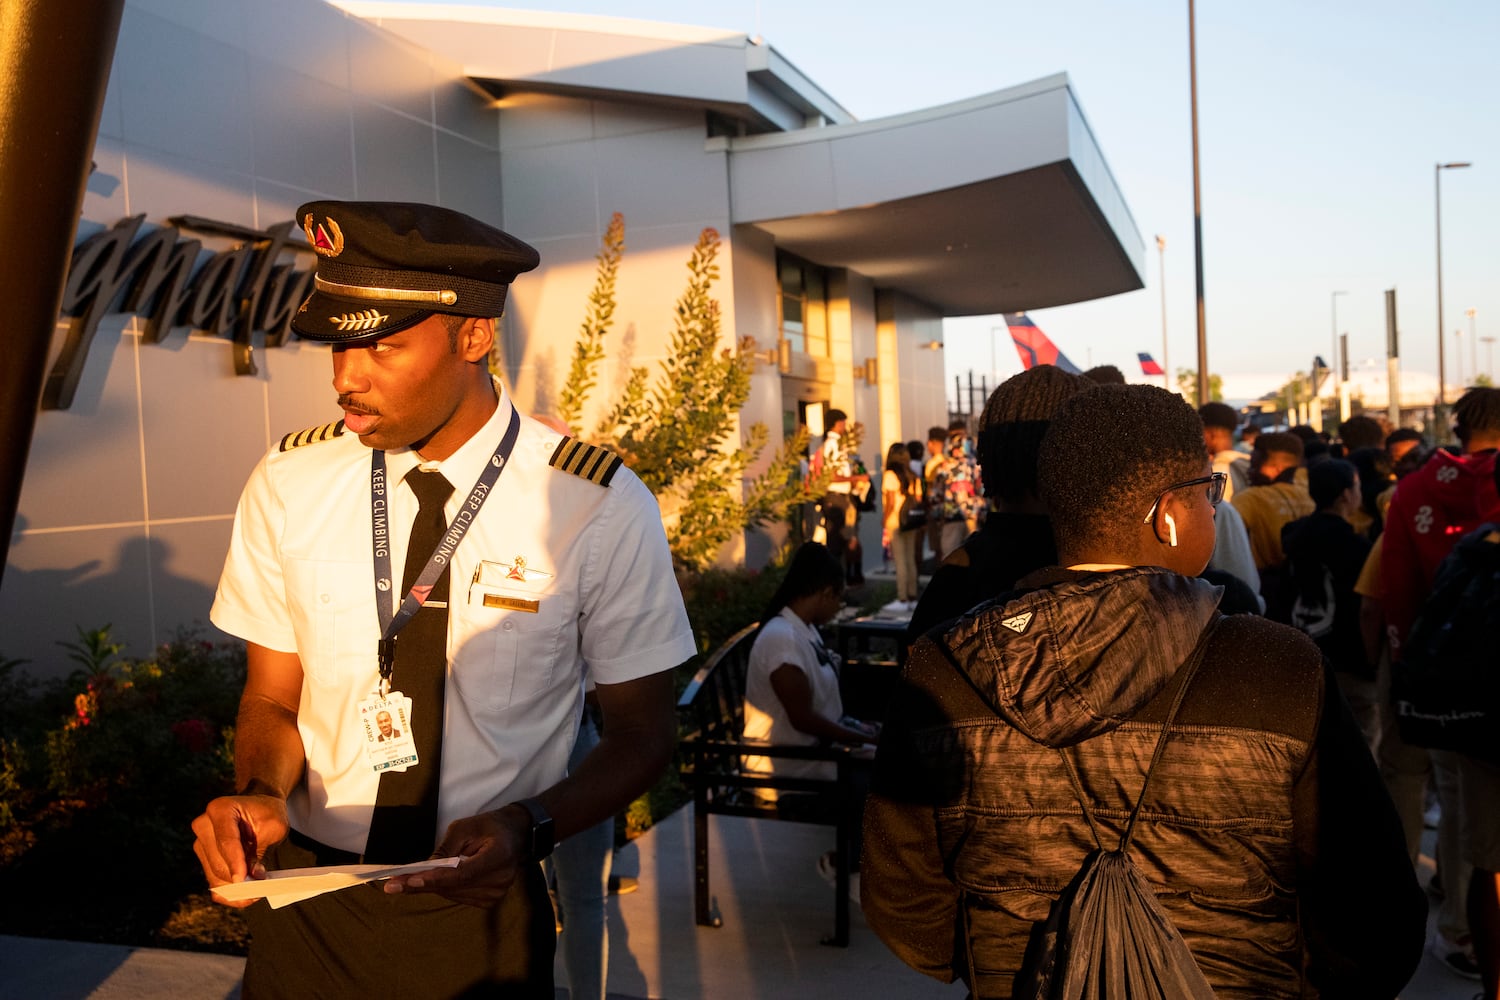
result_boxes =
[1138,352,1165,376]
[1003,313,1082,374]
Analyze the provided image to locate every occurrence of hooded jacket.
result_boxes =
[1281,511,1372,677]
[1382,447,1499,652]
[862,567,1423,1000]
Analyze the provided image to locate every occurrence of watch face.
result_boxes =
[518,798,555,860]
[532,817,555,860]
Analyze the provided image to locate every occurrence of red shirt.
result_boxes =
[1381,448,1499,651]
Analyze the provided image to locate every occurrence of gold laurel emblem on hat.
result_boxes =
[302,213,345,258]
[331,309,390,332]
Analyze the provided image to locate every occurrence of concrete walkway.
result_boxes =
[0,809,1484,999]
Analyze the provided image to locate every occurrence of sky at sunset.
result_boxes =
[406,1,1499,404]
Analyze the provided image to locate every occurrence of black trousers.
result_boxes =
[243,832,555,999]
[821,492,864,583]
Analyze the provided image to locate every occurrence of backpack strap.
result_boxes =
[1057,615,1222,855]
[1120,616,1220,852]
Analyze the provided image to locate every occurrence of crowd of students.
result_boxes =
[782,371,1500,998]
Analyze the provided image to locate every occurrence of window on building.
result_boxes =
[777,253,828,358]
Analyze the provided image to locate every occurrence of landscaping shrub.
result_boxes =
[0,628,248,951]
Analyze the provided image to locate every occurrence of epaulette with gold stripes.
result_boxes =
[278,419,346,452]
[549,437,622,487]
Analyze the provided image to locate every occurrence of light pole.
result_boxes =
[1456,329,1465,388]
[1188,0,1209,405]
[1435,161,1471,407]
[1330,290,1347,427]
[1157,235,1169,390]
[1467,308,1478,385]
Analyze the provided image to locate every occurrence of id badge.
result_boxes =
[358,691,419,774]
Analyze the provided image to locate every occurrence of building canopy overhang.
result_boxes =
[333,4,1144,316]
[722,75,1145,316]
[332,1,853,132]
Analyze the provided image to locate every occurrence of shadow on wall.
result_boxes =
[1,516,219,678]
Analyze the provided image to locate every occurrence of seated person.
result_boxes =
[743,542,879,792]
[742,542,878,891]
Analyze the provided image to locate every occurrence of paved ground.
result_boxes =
[0,807,1483,999]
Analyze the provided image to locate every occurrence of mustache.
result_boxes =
[337,394,379,416]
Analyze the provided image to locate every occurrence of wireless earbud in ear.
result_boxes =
[1165,512,1179,548]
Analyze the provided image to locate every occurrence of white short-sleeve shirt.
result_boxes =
[741,607,844,790]
[211,386,696,853]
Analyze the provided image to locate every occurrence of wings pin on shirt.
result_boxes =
[470,556,553,613]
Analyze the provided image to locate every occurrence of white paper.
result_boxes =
[212,856,463,908]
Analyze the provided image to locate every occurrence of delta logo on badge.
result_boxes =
[503,556,553,584]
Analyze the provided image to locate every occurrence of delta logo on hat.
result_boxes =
[303,213,344,258]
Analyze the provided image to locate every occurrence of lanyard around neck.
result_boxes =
[370,405,521,687]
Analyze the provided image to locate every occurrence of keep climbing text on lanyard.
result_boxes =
[370,405,521,694]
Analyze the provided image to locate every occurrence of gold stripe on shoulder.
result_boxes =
[548,436,621,487]
[278,419,346,452]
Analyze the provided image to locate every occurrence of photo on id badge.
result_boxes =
[359,692,418,772]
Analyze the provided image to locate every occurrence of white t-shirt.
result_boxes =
[1212,449,1252,502]
[211,386,697,853]
[741,607,844,794]
[822,430,853,493]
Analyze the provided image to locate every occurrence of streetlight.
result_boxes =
[1435,160,1471,407]
[1188,0,1209,405]
[1467,307,1478,385]
[1157,235,1169,389]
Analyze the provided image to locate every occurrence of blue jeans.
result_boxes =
[546,714,612,1000]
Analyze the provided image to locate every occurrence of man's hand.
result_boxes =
[383,805,529,907]
[192,793,290,908]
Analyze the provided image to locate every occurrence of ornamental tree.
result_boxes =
[559,216,830,571]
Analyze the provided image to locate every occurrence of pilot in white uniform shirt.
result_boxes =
[211,382,695,855]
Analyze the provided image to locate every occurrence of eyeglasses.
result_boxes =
[1142,472,1227,524]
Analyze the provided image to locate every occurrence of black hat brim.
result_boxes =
[291,289,433,342]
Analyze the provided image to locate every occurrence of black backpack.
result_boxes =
[1392,523,1500,762]
[1011,621,1219,1000]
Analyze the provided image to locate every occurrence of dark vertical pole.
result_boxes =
[0,0,126,585]
[1435,165,1446,409]
[1188,0,1209,406]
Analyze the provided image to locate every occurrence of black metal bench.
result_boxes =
[676,621,862,947]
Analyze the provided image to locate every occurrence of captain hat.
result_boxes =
[291,200,540,342]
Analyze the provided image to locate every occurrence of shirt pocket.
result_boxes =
[285,557,374,688]
[450,583,574,713]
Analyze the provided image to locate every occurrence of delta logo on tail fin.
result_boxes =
[1138,352,1165,376]
[1003,313,1082,375]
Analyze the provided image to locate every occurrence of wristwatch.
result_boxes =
[513,797,555,861]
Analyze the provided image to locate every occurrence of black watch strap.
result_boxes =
[515,797,555,861]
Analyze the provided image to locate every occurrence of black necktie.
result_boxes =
[365,468,454,863]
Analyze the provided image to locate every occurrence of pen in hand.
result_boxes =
[240,816,266,880]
